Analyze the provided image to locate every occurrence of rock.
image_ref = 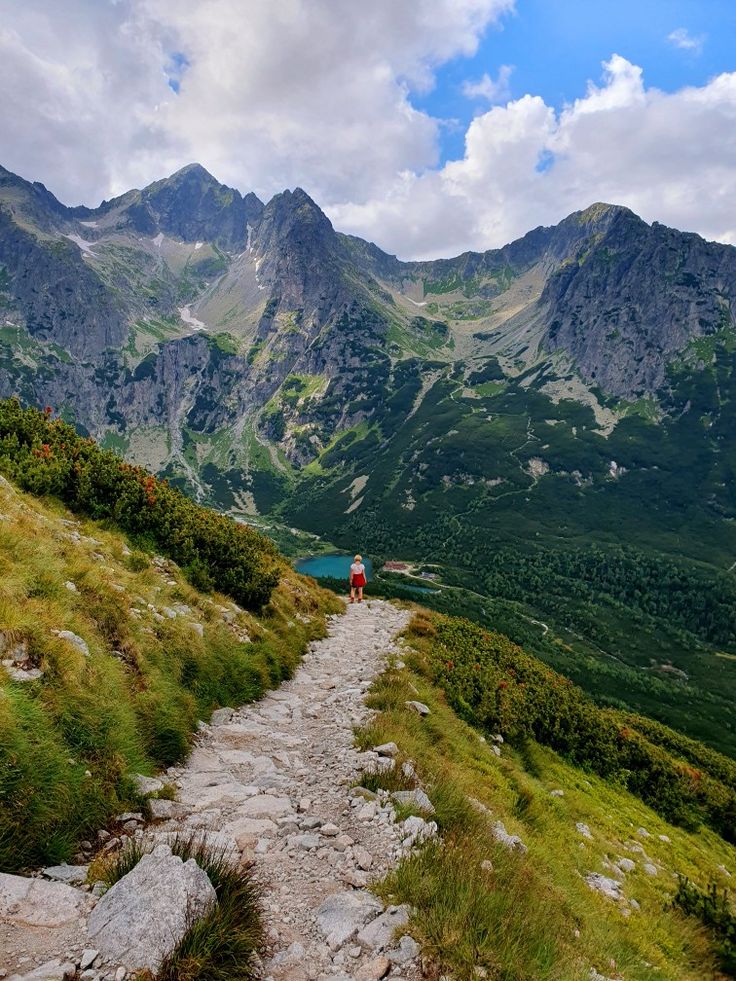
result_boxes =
[148,799,186,821]
[490,745,501,757]
[64,582,77,592]
[355,956,391,981]
[321,823,340,837]
[492,821,527,854]
[315,891,383,949]
[3,664,43,682]
[585,872,624,902]
[636,827,650,838]
[550,790,565,797]
[405,701,430,717]
[86,844,216,973]
[481,860,493,872]
[658,834,671,843]
[643,863,658,876]
[616,858,636,873]
[8,961,77,980]
[576,823,593,840]
[210,707,235,725]
[292,833,321,850]
[190,622,204,638]
[391,789,434,813]
[356,904,410,950]
[51,630,90,657]
[373,742,399,757]
[238,794,292,820]
[41,864,88,886]
[491,734,504,744]
[387,934,420,964]
[79,951,98,970]
[400,816,438,846]
[131,774,164,797]
[222,816,277,850]
[0,872,93,927]
[117,812,144,824]
[352,787,378,802]
[354,846,374,870]
[343,869,370,888]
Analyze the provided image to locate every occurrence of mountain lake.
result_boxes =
[294,554,373,580]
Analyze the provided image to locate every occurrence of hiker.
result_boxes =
[349,554,367,603]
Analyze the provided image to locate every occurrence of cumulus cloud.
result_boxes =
[462,65,514,103]
[1,5,735,261]
[332,55,736,258]
[667,27,706,54]
[0,0,513,205]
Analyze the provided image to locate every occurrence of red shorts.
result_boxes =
[351,574,367,588]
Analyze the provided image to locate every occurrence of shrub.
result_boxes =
[671,877,736,975]
[409,613,736,841]
[0,400,280,610]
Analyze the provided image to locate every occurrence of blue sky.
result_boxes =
[415,0,736,165]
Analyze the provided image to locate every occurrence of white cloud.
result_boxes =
[331,56,736,258]
[1,6,735,263]
[0,0,513,206]
[667,27,706,54]
[462,65,513,103]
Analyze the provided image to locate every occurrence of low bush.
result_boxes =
[409,614,736,841]
[0,399,279,610]
[671,877,736,976]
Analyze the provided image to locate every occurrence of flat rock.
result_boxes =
[355,956,391,981]
[238,794,292,820]
[51,630,90,657]
[405,701,430,716]
[222,816,278,849]
[148,799,187,820]
[373,743,399,757]
[210,707,235,725]
[387,933,420,964]
[356,905,410,950]
[8,960,77,980]
[87,844,216,973]
[585,872,624,902]
[0,872,93,927]
[315,891,383,949]
[131,774,164,797]
[41,864,88,886]
[391,789,434,813]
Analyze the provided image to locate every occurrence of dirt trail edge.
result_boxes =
[164,599,421,981]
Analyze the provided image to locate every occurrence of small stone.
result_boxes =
[643,863,658,876]
[392,789,434,813]
[97,830,111,843]
[353,846,374,870]
[116,813,144,824]
[636,827,650,838]
[210,707,234,726]
[658,834,671,843]
[576,823,593,840]
[321,823,340,837]
[131,774,164,797]
[292,833,321,850]
[481,860,493,872]
[355,956,391,981]
[148,799,185,821]
[190,622,204,638]
[115,969,126,981]
[491,734,504,744]
[405,701,430,717]
[616,858,636,873]
[64,581,77,592]
[387,934,420,965]
[357,905,410,950]
[51,630,90,656]
[490,745,501,757]
[550,789,564,797]
[80,950,98,970]
[41,864,88,886]
[373,742,399,757]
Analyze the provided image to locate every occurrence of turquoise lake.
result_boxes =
[294,554,373,580]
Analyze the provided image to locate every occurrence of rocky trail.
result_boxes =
[2,599,433,981]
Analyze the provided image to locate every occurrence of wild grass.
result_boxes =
[358,638,734,980]
[100,834,263,981]
[0,476,339,871]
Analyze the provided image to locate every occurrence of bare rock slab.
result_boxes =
[356,904,410,951]
[0,872,93,927]
[86,844,216,973]
[315,891,383,949]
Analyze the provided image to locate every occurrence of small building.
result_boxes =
[383,561,410,572]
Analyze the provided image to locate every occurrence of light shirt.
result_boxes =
[350,562,365,577]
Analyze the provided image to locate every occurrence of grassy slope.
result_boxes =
[0,474,340,872]
[360,611,736,980]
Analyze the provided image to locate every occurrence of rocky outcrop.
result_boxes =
[86,844,216,973]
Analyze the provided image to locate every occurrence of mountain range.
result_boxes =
[2,161,736,755]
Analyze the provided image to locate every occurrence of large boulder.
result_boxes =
[86,844,216,973]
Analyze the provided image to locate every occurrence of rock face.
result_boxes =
[86,844,216,972]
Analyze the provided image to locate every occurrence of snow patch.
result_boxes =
[194,241,203,250]
[179,306,209,332]
[63,234,98,258]
[79,220,98,228]
[246,223,254,252]
[405,297,427,307]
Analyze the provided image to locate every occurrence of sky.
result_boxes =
[1,0,735,259]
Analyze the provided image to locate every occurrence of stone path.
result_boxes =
[159,599,420,981]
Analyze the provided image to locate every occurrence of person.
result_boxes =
[349,554,367,603]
